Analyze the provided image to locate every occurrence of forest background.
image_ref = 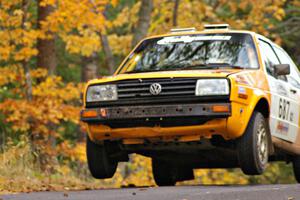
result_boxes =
[0,0,299,193]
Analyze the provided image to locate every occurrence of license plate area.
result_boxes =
[105,103,230,119]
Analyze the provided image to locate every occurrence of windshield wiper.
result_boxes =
[181,63,244,70]
[124,63,243,74]
[124,69,160,74]
[181,64,214,70]
[124,64,186,73]
[207,63,244,69]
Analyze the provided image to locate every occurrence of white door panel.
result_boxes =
[268,76,299,142]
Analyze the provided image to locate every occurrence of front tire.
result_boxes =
[292,156,300,183]
[86,136,118,179]
[237,111,269,175]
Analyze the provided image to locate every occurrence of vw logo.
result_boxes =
[149,83,162,95]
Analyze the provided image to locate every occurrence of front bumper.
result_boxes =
[86,119,228,142]
[81,103,231,141]
[81,103,231,123]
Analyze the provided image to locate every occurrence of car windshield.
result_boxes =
[119,33,259,73]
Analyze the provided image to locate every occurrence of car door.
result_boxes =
[258,39,298,143]
[273,46,300,145]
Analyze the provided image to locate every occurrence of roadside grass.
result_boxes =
[0,140,296,194]
[180,162,296,186]
[0,140,116,194]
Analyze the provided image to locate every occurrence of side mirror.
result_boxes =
[274,64,290,76]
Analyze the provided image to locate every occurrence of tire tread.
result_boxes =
[237,111,268,175]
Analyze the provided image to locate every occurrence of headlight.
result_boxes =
[86,85,118,102]
[195,79,229,96]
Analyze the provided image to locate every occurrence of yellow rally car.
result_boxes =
[81,24,300,186]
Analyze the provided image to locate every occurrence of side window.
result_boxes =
[258,40,281,78]
[274,47,300,89]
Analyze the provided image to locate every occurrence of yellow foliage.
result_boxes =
[0,67,82,151]
[0,65,24,86]
[30,68,48,78]
[0,0,116,60]
[0,1,40,62]
[38,0,116,57]
[108,34,133,55]
[110,3,140,29]
[14,47,38,61]
[63,34,101,56]
[108,0,287,56]
[60,142,87,162]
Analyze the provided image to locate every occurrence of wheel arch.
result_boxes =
[227,93,271,139]
[253,97,270,119]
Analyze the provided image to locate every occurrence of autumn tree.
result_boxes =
[107,0,288,56]
[0,0,117,171]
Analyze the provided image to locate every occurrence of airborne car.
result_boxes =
[81,24,300,186]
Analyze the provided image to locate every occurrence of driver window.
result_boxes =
[273,46,300,89]
[258,40,281,79]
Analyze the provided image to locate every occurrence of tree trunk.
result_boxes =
[37,1,58,171]
[172,0,180,27]
[81,53,99,82]
[37,1,56,75]
[131,0,153,47]
[100,33,115,75]
[0,124,5,153]
[21,0,32,101]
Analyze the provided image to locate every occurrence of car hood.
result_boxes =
[87,69,242,85]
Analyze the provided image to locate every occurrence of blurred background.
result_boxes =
[0,0,299,193]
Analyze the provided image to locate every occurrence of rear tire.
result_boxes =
[237,111,269,175]
[152,159,177,186]
[152,159,194,186]
[86,136,118,179]
[292,156,300,183]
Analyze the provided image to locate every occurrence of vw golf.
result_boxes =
[81,24,300,186]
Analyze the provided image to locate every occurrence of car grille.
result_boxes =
[86,78,229,108]
[117,78,197,99]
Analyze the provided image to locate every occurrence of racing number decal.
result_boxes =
[271,94,299,143]
[278,98,291,121]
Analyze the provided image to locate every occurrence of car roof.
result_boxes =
[143,29,258,40]
[143,27,280,45]
[142,28,283,52]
